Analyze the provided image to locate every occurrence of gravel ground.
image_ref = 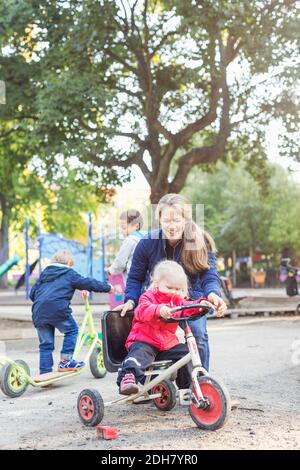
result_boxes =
[0,316,300,450]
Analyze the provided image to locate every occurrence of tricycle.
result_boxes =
[77,300,231,431]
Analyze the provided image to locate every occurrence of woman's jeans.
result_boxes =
[36,316,79,374]
[188,316,209,371]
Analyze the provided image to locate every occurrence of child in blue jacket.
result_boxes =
[30,250,113,375]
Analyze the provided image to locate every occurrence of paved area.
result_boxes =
[0,316,299,450]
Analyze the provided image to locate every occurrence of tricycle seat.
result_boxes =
[101,310,173,373]
[101,310,134,372]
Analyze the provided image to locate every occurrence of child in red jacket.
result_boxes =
[117,260,212,395]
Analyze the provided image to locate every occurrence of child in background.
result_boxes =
[109,209,144,279]
[30,250,114,375]
[117,260,212,395]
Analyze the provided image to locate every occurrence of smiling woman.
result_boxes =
[156,193,216,273]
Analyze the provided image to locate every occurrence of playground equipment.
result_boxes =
[22,213,117,300]
[77,301,231,431]
[0,291,106,398]
[14,259,38,291]
[0,256,20,277]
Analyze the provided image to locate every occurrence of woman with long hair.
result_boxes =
[113,193,226,371]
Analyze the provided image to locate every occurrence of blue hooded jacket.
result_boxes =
[124,229,221,306]
[30,264,111,328]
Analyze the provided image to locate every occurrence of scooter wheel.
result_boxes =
[0,360,30,398]
[77,389,104,427]
[189,376,231,431]
[14,359,30,376]
[152,380,177,411]
[89,346,107,379]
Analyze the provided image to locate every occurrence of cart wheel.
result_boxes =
[77,389,104,427]
[189,376,231,431]
[89,345,107,379]
[296,303,300,315]
[152,380,177,411]
[0,360,30,398]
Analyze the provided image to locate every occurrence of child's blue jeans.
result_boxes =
[36,316,79,374]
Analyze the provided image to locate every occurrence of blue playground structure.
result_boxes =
[0,256,21,278]
[23,213,113,300]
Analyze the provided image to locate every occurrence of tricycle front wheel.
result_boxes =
[189,376,231,431]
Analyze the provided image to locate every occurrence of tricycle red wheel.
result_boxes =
[189,376,231,431]
[152,380,177,411]
[77,389,104,427]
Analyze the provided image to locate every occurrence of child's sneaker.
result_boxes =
[57,359,85,372]
[119,373,139,395]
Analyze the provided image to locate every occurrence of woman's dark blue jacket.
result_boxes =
[124,229,221,306]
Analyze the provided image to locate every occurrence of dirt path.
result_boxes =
[0,316,299,450]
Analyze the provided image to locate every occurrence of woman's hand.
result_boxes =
[160,305,172,319]
[207,293,227,317]
[112,299,135,317]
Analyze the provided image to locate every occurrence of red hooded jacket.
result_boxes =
[125,289,208,351]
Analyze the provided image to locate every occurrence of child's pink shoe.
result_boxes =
[119,373,139,395]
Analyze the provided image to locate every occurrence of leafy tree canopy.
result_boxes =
[3,0,298,201]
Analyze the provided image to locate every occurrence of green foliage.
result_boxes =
[1,0,298,202]
[183,160,300,257]
[0,0,117,250]
[1,0,300,240]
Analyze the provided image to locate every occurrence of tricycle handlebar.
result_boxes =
[162,301,215,323]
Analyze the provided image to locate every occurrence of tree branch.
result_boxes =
[152,120,174,142]
[149,30,179,58]
[115,85,144,101]
[170,45,231,193]
[83,145,152,182]
[173,85,219,148]
[0,127,24,139]
[114,131,146,147]
[106,49,138,75]
[137,155,152,183]
[79,118,97,133]
[83,152,138,170]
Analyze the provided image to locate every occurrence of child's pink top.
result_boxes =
[125,289,207,351]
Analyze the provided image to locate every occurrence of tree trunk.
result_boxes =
[149,181,170,204]
[249,246,254,288]
[0,194,10,289]
[232,250,237,287]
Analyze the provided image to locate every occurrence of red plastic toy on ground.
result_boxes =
[96,425,118,440]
